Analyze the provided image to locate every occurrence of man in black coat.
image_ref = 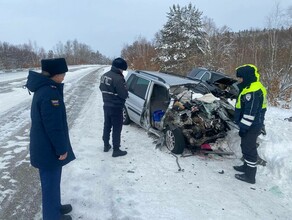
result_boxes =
[99,58,129,157]
[26,58,75,220]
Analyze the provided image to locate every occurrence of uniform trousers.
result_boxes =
[102,106,123,150]
[241,125,262,163]
[39,167,62,220]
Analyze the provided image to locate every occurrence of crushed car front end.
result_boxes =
[158,84,235,153]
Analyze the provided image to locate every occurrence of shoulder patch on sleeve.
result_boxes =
[245,94,251,101]
[51,99,60,106]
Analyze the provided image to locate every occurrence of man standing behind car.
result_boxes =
[233,64,267,184]
[99,58,128,157]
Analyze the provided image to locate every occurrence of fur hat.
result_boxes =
[41,58,68,77]
[236,65,255,78]
[236,65,257,89]
[112,58,128,70]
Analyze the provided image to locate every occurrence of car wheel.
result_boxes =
[165,127,185,154]
[122,107,131,125]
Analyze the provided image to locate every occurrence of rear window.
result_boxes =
[188,69,206,80]
[201,71,211,81]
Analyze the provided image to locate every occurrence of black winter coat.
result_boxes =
[99,66,128,108]
[26,71,75,170]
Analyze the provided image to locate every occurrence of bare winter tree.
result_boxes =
[0,42,40,69]
[263,2,292,106]
[47,50,54,59]
[0,39,110,70]
[201,17,235,74]
[53,41,65,58]
[53,40,110,65]
[121,37,159,71]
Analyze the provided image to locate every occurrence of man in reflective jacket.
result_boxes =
[233,64,267,184]
[26,58,75,220]
[99,58,129,157]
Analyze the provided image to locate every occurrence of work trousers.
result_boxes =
[241,125,262,163]
[102,106,123,150]
[39,167,62,220]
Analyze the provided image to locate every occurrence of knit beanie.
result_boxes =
[112,58,128,70]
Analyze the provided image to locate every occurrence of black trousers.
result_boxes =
[102,106,123,150]
[241,125,262,163]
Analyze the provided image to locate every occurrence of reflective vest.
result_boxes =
[236,81,267,109]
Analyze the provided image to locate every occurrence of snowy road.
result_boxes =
[0,66,292,220]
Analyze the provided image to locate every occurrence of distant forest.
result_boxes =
[0,39,112,69]
[0,3,291,107]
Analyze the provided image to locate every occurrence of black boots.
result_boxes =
[60,204,72,215]
[233,162,246,172]
[112,149,127,157]
[235,173,256,184]
[235,166,257,184]
[60,215,72,220]
[105,144,127,157]
[104,144,112,152]
[60,204,72,220]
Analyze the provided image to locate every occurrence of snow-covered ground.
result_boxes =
[0,66,292,219]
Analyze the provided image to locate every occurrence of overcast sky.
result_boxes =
[0,0,291,58]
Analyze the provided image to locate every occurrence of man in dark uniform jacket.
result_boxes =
[233,64,267,184]
[26,58,75,220]
[99,58,129,157]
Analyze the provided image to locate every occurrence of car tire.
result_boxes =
[165,127,185,154]
[122,107,131,125]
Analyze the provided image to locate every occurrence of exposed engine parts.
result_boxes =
[163,90,233,148]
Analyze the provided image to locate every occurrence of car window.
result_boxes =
[201,72,211,81]
[195,70,206,79]
[188,69,198,78]
[128,75,150,99]
[126,74,135,88]
[152,84,168,100]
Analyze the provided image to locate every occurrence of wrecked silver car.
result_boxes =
[123,70,235,154]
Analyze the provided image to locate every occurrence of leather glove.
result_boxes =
[238,129,247,138]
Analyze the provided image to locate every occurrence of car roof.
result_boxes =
[188,67,237,84]
[132,70,200,86]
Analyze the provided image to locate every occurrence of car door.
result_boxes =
[126,74,150,125]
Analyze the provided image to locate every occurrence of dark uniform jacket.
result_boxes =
[99,66,128,107]
[26,71,75,170]
[234,68,267,133]
[234,89,266,131]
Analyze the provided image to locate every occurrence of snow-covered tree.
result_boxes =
[155,3,205,74]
